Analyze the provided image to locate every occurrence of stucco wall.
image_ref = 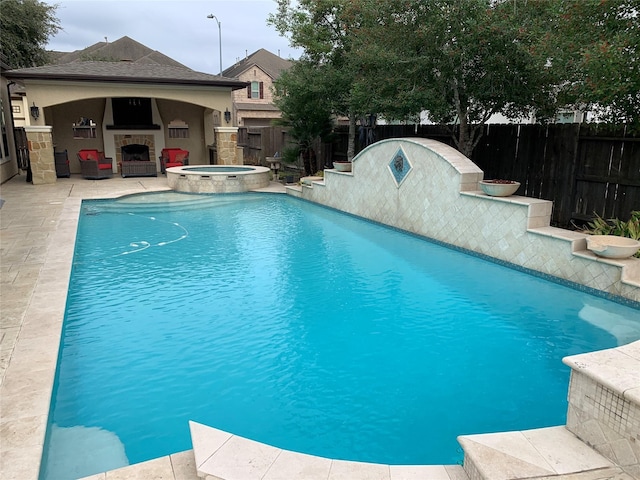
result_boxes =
[1,74,19,183]
[48,99,106,173]
[155,99,207,163]
[23,80,232,116]
[0,161,19,184]
[293,138,640,303]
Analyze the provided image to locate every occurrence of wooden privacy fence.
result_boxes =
[237,127,292,165]
[330,123,640,228]
[237,126,332,174]
[239,124,639,228]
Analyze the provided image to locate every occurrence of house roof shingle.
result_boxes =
[53,36,189,69]
[5,36,247,89]
[223,48,292,80]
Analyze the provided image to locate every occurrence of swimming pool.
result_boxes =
[40,192,640,480]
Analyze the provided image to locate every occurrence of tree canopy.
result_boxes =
[270,0,640,157]
[0,0,60,68]
[543,0,640,126]
[269,0,372,161]
[273,59,335,175]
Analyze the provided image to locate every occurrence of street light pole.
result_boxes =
[206,14,222,75]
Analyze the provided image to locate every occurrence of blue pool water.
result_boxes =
[41,192,640,479]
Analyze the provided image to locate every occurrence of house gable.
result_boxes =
[223,49,292,127]
[223,48,292,81]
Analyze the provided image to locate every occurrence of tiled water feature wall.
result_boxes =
[289,137,640,478]
[290,138,640,304]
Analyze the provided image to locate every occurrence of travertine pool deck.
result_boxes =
[0,173,637,480]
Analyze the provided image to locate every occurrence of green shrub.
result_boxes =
[585,211,640,239]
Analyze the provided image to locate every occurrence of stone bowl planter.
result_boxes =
[332,161,352,172]
[479,180,520,197]
[585,235,640,259]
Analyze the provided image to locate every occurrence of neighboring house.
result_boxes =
[3,37,247,182]
[223,49,292,127]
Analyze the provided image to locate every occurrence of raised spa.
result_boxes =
[166,165,271,193]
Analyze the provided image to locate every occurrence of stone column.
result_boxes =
[25,126,56,185]
[214,127,240,165]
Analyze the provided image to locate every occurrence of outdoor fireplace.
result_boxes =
[121,144,150,161]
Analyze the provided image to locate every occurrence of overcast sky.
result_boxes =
[43,0,302,74]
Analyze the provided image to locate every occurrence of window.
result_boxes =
[12,105,21,114]
[247,81,264,99]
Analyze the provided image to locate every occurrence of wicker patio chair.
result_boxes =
[54,150,71,178]
[77,149,113,179]
[159,148,189,173]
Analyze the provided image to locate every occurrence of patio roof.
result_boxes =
[4,61,248,89]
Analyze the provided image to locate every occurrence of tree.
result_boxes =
[0,0,60,68]
[271,0,640,158]
[346,0,560,157]
[273,59,335,175]
[269,0,369,161]
[542,0,640,127]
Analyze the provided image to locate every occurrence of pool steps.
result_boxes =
[189,420,470,480]
[74,437,627,480]
[459,426,625,480]
[184,422,630,480]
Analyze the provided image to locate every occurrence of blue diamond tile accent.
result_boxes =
[388,147,412,186]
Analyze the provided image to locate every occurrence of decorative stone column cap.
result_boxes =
[214,127,239,134]
[24,126,53,133]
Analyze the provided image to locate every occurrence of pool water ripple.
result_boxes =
[41,193,640,480]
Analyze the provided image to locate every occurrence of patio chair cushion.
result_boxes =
[168,150,188,163]
[98,163,113,170]
[164,149,188,168]
[78,149,100,161]
[161,148,182,160]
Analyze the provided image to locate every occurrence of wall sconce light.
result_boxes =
[224,108,231,124]
[30,102,40,120]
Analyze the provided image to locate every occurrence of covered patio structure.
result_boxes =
[4,61,247,184]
